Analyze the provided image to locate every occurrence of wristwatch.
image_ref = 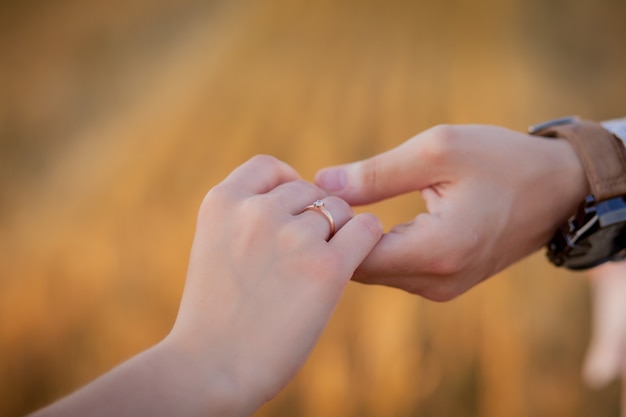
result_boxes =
[529,116,626,269]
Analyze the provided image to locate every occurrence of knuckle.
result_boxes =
[420,258,473,300]
[293,179,320,195]
[275,222,306,249]
[357,153,397,195]
[418,124,461,160]
[358,155,385,194]
[199,184,231,216]
[418,281,464,302]
[426,253,466,277]
[245,154,288,176]
[357,213,383,237]
[324,196,354,216]
[248,154,280,167]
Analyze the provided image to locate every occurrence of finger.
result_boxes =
[315,126,453,205]
[329,213,383,276]
[583,268,626,388]
[297,197,353,241]
[269,180,327,214]
[350,213,478,300]
[223,155,300,194]
[353,229,430,288]
[356,213,446,275]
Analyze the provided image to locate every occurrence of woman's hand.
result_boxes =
[32,155,382,417]
[166,155,383,414]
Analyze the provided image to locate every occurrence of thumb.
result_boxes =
[315,128,447,205]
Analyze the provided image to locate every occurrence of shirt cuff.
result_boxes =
[602,117,626,146]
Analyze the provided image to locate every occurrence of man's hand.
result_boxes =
[316,125,589,300]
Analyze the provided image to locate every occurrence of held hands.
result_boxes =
[32,125,589,416]
[316,125,589,300]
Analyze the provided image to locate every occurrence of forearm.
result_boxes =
[29,339,248,417]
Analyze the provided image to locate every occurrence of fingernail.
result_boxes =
[316,168,347,192]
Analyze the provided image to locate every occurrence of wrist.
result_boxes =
[530,117,626,202]
[156,336,254,417]
[529,117,626,269]
[29,336,253,417]
[542,136,590,222]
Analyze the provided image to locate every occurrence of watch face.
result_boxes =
[548,196,626,270]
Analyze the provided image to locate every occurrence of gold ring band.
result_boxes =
[303,200,336,240]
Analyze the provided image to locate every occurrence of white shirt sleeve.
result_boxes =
[602,117,626,146]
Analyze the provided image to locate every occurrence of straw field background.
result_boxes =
[1,0,626,415]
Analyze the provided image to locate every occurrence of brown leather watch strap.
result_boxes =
[534,120,626,201]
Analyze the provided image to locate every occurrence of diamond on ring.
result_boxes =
[302,199,336,240]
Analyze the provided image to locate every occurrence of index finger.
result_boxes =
[222,155,301,194]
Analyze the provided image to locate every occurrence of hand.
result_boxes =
[32,155,382,417]
[315,125,589,300]
[170,154,382,413]
[584,262,626,416]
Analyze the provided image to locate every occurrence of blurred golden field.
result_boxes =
[2,0,626,415]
